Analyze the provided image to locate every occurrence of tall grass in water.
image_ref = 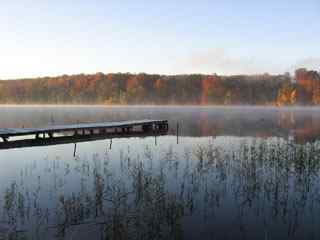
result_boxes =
[2,138,320,239]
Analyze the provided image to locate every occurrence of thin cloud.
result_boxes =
[188,48,276,75]
[288,58,320,72]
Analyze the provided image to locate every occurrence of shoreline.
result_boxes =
[0,104,320,110]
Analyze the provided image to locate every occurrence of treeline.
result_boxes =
[0,69,319,105]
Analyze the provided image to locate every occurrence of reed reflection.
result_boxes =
[2,138,320,239]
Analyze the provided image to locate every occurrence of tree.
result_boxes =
[277,83,297,106]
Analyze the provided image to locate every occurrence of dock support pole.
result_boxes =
[176,122,179,144]
[73,143,77,157]
[100,128,106,135]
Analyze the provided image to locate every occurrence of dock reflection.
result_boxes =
[0,131,168,150]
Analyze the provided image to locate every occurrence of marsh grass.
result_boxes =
[2,138,320,239]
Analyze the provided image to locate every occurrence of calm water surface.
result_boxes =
[0,106,320,239]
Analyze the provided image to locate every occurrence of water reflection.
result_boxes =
[2,138,320,239]
[1,106,320,143]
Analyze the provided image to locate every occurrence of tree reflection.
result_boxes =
[3,107,320,144]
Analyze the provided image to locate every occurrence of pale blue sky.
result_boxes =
[0,0,319,79]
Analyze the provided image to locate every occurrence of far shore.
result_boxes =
[0,104,320,109]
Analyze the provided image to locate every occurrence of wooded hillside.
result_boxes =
[0,69,319,105]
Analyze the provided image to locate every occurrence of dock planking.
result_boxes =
[0,119,169,144]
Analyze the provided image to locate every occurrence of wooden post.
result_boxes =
[73,143,77,157]
[100,128,106,135]
[51,115,55,125]
[109,139,112,150]
[176,122,179,144]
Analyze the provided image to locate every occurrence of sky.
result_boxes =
[0,0,319,79]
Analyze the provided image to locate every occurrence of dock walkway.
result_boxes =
[0,119,169,143]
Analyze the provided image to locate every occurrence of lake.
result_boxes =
[0,105,320,239]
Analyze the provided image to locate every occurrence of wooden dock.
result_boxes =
[0,119,169,149]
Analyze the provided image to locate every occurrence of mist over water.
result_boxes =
[1,105,320,143]
[0,106,320,239]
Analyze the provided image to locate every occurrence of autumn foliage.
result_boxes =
[0,69,319,105]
